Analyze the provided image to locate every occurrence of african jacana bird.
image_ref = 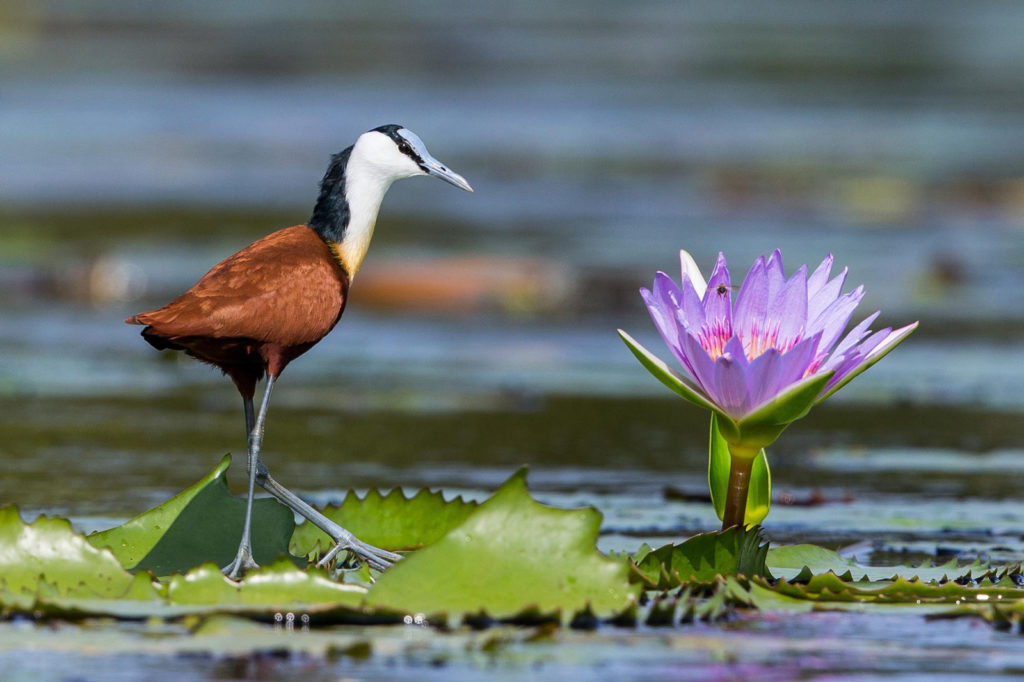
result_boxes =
[126,125,473,578]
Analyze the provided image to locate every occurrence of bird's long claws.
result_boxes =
[222,548,260,580]
[316,539,402,572]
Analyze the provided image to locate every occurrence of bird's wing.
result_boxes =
[132,226,348,346]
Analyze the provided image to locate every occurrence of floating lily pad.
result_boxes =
[89,454,295,575]
[767,544,985,583]
[366,468,638,622]
[0,505,136,598]
[744,571,1024,616]
[289,487,478,559]
[166,558,365,608]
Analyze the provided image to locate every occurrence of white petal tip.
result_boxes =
[679,249,708,298]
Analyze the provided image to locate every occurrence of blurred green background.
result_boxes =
[1,0,1023,547]
[5,2,1024,678]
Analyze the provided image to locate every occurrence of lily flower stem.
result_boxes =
[721,446,758,530]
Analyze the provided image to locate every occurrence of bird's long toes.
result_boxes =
[316,540,400,572]
[222,550,260,580]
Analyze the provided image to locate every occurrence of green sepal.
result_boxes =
[708,413,771,525]
[715,371,833,451]
[617,330,724,415]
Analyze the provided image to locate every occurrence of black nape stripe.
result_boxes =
[372,123,404,139]
[309,146,352,244]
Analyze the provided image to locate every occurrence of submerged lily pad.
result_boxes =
[89,455,295,575]
[767,544,985,583]
[366,468,639,621]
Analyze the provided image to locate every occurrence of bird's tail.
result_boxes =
[125,311,155,325]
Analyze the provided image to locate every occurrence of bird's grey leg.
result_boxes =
[226,376,401,573]
[222,378,274,579]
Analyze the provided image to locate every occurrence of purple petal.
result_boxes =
[807,266,848,322]
[745,348,785,408]
[652,272,690,330]
[765,249,786,303]
[820,321,918,400]
[733,255,768,352]
[823,310,881,371]
[641,286,683,360]
[712,337,751,417]
[770,264,808,348]
[702,253,733,333]
[866,322,918,361]
[676,273,707,331]
[747,333,823,407]
[806,254,834,300]
[807,285,865,356]
[681,330,720,398]
[824,327,893,390]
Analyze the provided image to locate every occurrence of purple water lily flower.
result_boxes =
[620,249,917,529]
[620,249,917,452]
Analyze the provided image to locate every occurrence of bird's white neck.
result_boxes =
[336,144,398,279]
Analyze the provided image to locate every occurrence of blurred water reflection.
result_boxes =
[1,1,1023,527]
[4,4,1024,675]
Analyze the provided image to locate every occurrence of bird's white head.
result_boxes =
[312,125,473,279]
[350,125,474,192]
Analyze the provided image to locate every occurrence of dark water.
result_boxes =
[2,1,1024,678]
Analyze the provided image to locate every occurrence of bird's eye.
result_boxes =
[398,142,411,154]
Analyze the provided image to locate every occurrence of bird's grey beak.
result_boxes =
[421,156,474,192]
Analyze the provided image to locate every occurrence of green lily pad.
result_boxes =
[632,526,770,588]
[749,571,1024,612]
[89,455,295,576]
[767,544,984,583]
[289,488,478,559]
[166,558,365,608]
[0,506,136,598]
[365,468,638,621]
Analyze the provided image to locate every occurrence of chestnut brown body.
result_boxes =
[127,224,349,399]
